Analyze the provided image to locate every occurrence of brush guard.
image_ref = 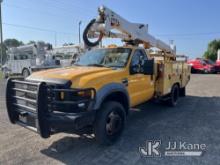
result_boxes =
[6,77,96,138]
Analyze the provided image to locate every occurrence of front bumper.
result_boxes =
[214,65,220,73]
[6,77,96,138]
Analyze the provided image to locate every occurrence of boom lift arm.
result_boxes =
[83,6,176,54]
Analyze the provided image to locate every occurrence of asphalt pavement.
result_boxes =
[0,74,220,165]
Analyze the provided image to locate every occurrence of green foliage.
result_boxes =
[0,43,8,65]
[4,38,24,48]
[0,71,2,80]
[203,39,220,61]
[27,40,36,45]
[0,39,23,65]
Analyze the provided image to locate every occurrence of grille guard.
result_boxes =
[6,77,96,138]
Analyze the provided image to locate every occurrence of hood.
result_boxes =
[27,66,117,84]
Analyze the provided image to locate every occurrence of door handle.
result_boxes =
[122,78,128,86]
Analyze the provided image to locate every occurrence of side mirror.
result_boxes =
[141,59,154,75]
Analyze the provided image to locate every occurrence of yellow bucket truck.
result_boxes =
[6,6,190,145]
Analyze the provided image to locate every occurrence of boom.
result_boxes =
[83,6,176,54]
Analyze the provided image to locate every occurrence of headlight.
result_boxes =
[77,90,92,98]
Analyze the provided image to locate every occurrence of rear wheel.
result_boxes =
[203,69,209,74]
[22,68,30,78]
[167,84,179,107]
[94,101,126,145]
[179,87,186,97]
[191,67,196,73]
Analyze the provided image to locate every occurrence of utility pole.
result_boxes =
[54,32,57,47]
[78,21,82,44]
[0,0,3,67]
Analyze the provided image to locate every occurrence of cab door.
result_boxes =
[127,49,154,107]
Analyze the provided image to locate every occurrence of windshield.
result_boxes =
[205,59,215,65]
[75,48,131,68]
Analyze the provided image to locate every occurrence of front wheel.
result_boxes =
[3,72,8,79]
[94,101,126,145]
[22,68,30,78]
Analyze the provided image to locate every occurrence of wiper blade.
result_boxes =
[73,63,82,66]
[87,64,110,68]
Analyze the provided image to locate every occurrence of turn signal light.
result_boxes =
[60,92,65,100]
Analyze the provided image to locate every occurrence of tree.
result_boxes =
[4,38,24,48]
[0,43,8,65]
[27,40,36,45]
[203,39,220,61]
[0,38,23,65]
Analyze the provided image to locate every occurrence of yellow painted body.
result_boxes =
[28,47,190,107]
[151,52,191,97]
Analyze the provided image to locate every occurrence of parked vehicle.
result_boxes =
[51,45,85,67]
[187,58,215,73]
[2,42,60,78]
[203,59,220,74]
[215,50,220,73]
[5,6,191,145]
[214,60,220,73]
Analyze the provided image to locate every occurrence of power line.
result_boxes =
[4,2,220,41]
[3,22,79,46]
[4,21,220,42]
[156,32,220,37]
[3,22,76,35]
[3,3,89,23]
[27,0,96,19]
[44,0,96,14]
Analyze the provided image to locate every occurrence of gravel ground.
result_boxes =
[0,74,220,165]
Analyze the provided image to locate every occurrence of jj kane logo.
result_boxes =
[139,140,206,157]
[139,140,161,157]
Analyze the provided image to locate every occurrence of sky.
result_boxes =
[3,0,220,58]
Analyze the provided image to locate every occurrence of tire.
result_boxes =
[94,101,126,145]
[203,69,209,74]
[167,84,179,107]
[179,87,186,97]
[191,67,196,73]
[22,68,30,78]
[3,72,8,79]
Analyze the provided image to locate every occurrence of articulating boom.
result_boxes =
[83,6,176,54]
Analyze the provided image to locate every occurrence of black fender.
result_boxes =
[94,83,130,113]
